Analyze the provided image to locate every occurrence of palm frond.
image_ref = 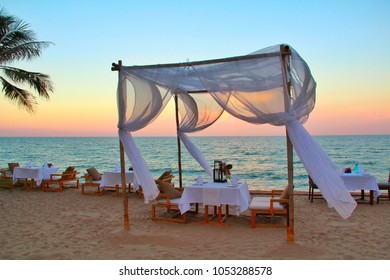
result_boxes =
[0,7,53,113]
[0,8,52,63]
[0,41,52,63]
[0,76,36,112]
[1,66,53,99]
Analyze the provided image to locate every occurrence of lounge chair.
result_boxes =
[157,170,175,183]
[308,176,322,203]
[81,167,103,195]
[249,187,289,228]
[1,162,20,179]
[42,166,79,192]
[0,163,20,189]
[151,171,198,223]
[138,170,174,198]
[377,172,390,204]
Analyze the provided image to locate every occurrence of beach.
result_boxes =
[0,187,389,260]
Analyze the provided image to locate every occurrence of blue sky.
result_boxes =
[1,0,389,136]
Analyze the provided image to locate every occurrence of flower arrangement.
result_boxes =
[213,160,233,182]
[221,162,233,180]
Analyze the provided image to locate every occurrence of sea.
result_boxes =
[0,135,389,191]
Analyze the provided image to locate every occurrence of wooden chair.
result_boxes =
[1,163,20,190]
[377,172,390,204]
[1,163,19,179]
[139,170,174,198]
[308,176,322,203]
[81,167,103,195]
[42,166,79,192]
[249,187,289,228]
[152,179,198,223]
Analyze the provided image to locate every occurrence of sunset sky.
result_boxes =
[0,0,389,137]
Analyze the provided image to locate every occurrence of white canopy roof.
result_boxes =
[115,44,357,219]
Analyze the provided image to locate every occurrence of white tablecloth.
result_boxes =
[179,181,251,215]
[99,171,136,190]
[341,173,380,198]
[13,166,60,186]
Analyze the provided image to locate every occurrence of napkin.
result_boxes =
[26,161,32,168]
[203,188,221,206]
[115,165,120,172]
[231,176,239,185]
[196,175,203,185]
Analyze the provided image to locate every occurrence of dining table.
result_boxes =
[340,173,380,205]
[99,170,137,192]
[178,181,251,224]
[13,166,60,188]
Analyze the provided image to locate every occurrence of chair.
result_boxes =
[249,187,289,228]
[377,172,390,204]
[157,170,175,183]
[139,170,174,198]
[151,173,198,223]
[1,163,19,180]
[42,166,79,192]
[308,176,322,203]
[0,162,20,189]
[81,167,103,195]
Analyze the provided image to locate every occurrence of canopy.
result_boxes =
[115,44,357,222]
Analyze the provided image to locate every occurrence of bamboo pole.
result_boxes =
[120,139,129,230]
[112,60,129,230]
[280,45,294,243]
[174,94,183,188]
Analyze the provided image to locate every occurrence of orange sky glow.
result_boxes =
[0,0,389,137]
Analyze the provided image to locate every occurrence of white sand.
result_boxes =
[0,187,389,260]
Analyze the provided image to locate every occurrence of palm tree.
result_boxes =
[0,7,53,113]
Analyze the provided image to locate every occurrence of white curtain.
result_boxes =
[117,68,173,202]
[177,87,225,177]
[117,44,357,218]
[285,119,356,218]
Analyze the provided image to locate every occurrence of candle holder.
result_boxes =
[213,160,226,183]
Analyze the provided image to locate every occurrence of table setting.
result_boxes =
[12,162,59,188]
[340,164,380,205]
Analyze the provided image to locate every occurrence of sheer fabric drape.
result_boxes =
[285,119,356,218]
[177,89,225,177]
[117,68,173,202]
[117,44,357,218]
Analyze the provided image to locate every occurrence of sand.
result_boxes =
[0,186,389,260]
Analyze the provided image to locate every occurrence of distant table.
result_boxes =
[13,166,59,188]
[179,181,250,223]
[99,171,136,192]
[340,173,380,205]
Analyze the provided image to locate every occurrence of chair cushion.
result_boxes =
[62,166,76,180]
[279,187,289,199]
[157,180,181,199]
[158,170,172,179]
[158,170,174,183]
[65,166,75,172]
[8,162,19,172]
[155,198,181,206]
[279,186,289,205]
[249,197,285,211]
[86,167,102,181]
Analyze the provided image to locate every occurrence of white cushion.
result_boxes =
[156,198,180,206]
[249,197,285,211]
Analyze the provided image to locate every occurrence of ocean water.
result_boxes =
[0,135,389,191]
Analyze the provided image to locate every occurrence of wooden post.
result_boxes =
[280,45,294,243]
[120,139,129,230]
[174,94,183,188]
[112,59,129,230]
